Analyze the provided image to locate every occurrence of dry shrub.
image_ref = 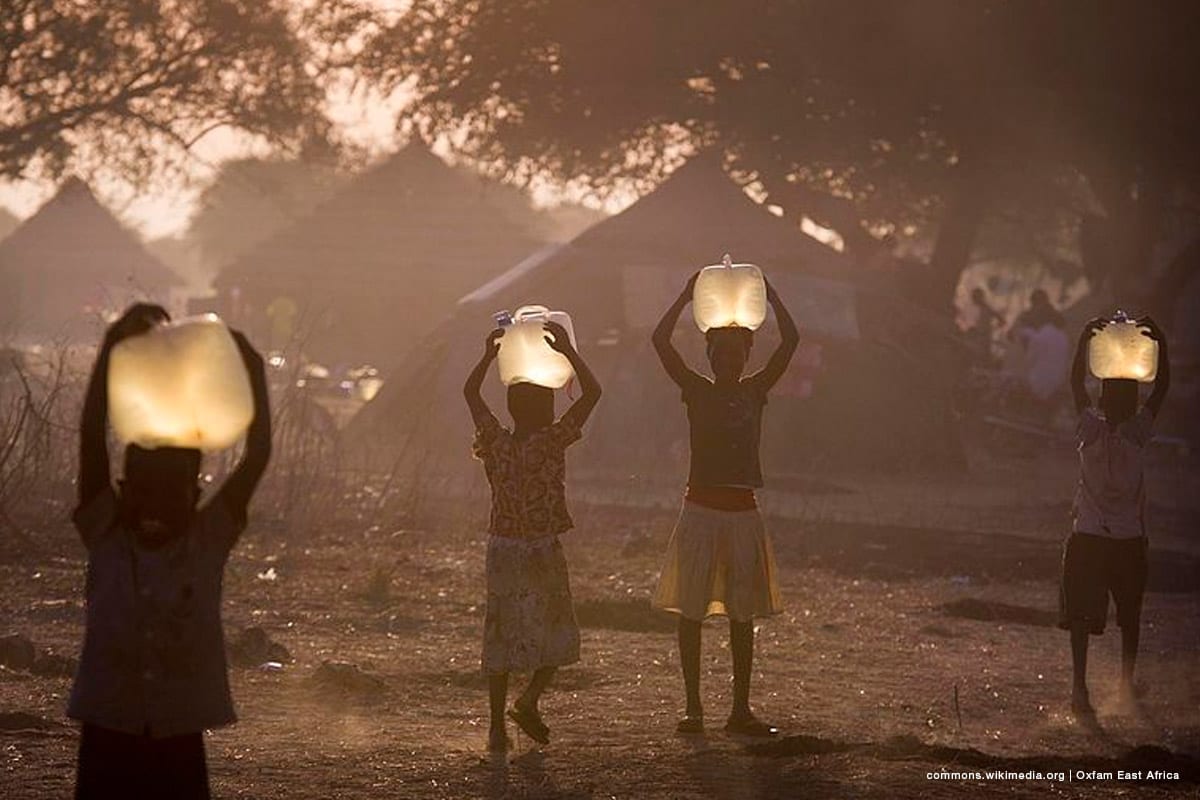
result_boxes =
[0,347,85,537]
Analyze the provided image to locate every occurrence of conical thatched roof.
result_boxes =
[0,179,182,341]
[211,144,554,364]
[346,155,968,487]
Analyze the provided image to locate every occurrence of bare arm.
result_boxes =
[652,273,703,388]
[749,279,800,391]
[77,304,169,509]
[1070,318,1105,413]
[463,329,502,426]
[544,322,602,425]
[1141,318,1170,419]
[220,331,272,524]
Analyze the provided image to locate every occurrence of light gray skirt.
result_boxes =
[482,534,580,674]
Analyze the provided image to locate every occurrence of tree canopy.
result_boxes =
[364,0,1200,314]
[0,0,369,184]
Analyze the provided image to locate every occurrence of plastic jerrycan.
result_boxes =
[107,314,255,450]
[692,253,767,332]
[494,305,577,388]
[1087,310,1159,382]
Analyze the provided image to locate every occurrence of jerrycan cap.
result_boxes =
[493,310,514,327]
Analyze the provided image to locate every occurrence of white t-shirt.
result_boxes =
[1024,323,1070,400]
[1073,407,1154,539]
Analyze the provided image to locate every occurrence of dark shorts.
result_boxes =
[1058,532,1148,636]
[76,724,210,800]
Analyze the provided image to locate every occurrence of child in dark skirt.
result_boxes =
[70,304,271,799]
[464,321,602,752]
[1061,316,1169,720]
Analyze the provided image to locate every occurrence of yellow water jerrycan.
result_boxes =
[495,305,577,389]
[1088,311,1158,382]
[108,314,254,450]
[692,254,767,332]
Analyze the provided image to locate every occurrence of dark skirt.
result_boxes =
[76,724,210,800]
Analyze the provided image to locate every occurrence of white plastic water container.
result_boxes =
[692,254,767,332]
[496,305,577,388]
[1088,312,1158,382]
[107,314,254,450]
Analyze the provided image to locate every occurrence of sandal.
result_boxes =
[507,705,550,745]
[724,712,779,737]
[676,715,704,735]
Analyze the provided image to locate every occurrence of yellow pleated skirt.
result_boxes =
[652,501,783,622]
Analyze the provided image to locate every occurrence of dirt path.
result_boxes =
[2,476,1198,798]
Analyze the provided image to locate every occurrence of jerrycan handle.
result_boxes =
[513,304,550,321]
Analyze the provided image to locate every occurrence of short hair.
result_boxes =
[123,445,202,485]
[704,326,754,353]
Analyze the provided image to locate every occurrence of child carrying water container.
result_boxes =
[464,320,601,752]
[70,304,272,799]
[650,272,798,737]
[1061,315,1169,720]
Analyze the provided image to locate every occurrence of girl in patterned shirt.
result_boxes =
[463,320,602,752]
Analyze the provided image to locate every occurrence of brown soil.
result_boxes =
[2,448,1198,798]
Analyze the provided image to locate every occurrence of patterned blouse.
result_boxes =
[472,407,584,539]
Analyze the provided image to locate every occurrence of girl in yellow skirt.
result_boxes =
[464,321,601,752]
[651,273,797,737]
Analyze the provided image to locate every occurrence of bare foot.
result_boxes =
[488,727,511,753]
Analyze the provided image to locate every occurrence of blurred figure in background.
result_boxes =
[1007,289,1070,421]
[650,272,798,738]
[1013,288,1065,333]
[1060,316,1169,721]
[71,304,272,799]
[965,287,1003,368]
[464,321,602,752]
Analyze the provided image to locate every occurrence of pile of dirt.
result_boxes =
[226,626,292,668]
[0,632,76,677]
[308,661,386,702]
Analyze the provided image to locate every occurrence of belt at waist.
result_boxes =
[685,485,758,511]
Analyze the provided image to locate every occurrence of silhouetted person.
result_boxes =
[965,287,1002,367]
[71,304,271,799]
[1061,316,1169,720]
[650,273,798,737]
[1012,288,1064,334]
[464,321,601,752]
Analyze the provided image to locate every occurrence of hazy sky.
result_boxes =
[0,4,410,241]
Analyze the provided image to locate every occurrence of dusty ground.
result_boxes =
[2,441,1199,799]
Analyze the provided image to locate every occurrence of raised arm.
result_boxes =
[544,321,602,425]
[77,303,169,509]
[1071,318,1106,413]
[652,272,703,388]
[749,279,800,391]
[463,329,503,426]
[220,331,272,524]
[1141,317,1170,419]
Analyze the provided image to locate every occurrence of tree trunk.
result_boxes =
[926,159,989,315]
[1150,234,1200,330]
[1081,162,1165,313]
